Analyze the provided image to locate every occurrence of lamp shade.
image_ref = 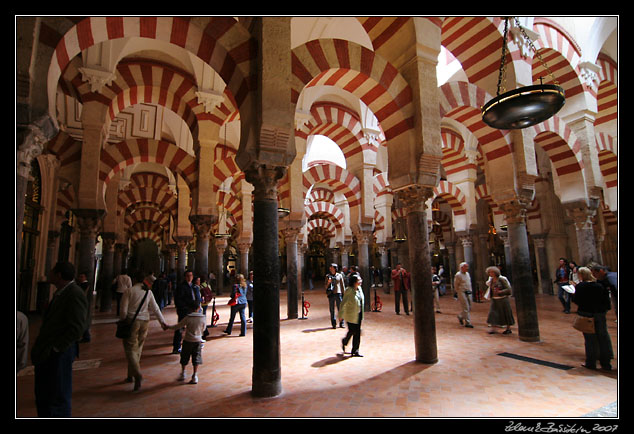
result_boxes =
[482,84,565,129]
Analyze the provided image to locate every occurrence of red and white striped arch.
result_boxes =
[440,129,476,176]
[46,131,82,168]
[596,54,617,127]
[531,115,584,180]
[374,209,385,232]
[291,39,414,143]
[304,201,344,230]
[308,187,335,204]
[532,19,585,98]
[433,180,467,216]
[128,220,164,246]
[297,102,378,161]
[117,187,177,217]
[55,184,76,224]
[474,183,503,216]
[99,138,198,193]
[302,163,362,209]
[125,205,171,230]
[595,132,617,189]
[439,81,511,164]
[441,17,515,93]
[372,172,391,197]
[47,17,254,121]
[213,144,242,193]
[306,218,336,238]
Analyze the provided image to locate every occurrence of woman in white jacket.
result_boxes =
[119,270,167,391]
[339,273,365,357]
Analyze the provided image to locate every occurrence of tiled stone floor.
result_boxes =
[16,285,618,419]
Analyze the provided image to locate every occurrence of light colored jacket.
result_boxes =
[339,286,365,324]
[120,283,166,324]
[453,271,472,293]
[168,312,206,343]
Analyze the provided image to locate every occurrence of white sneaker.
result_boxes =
[178,371,186,381]
[189,375,198,384]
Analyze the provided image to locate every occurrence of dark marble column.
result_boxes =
[190,214,215,279]
[99,233,116,312]
[283,228,299,319]
[72,209,105,309]
[500,201,540,342]
[399,187,438,364]
[245,164,286,398]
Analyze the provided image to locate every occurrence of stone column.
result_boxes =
[378,244,389,289]
[73,209,104,309]
[114,243,125,277]
[174,236,191,283]
[498,232,512,283]
[564,199,600,266]
[215,238,228,294]
[354,227,373,312]
[45,230,60,277]
[190,214,215,279]
[282,227,300,319]
[238,241,251,275]
[339,243,350,269]
[245,164,286,398]
[499,200,540,342]
[398,186,438,364]
[532,234,553,295]
[99,233,116,312]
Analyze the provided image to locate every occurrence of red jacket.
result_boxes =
[391,269,410,291]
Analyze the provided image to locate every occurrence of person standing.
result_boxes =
[76,271,93,342]
[31,261,88,417]
[163,300,206,384]
[391,263,410,315]
[485,266,514,334]
[572,267,614,371]
[326,264,346,328]
[555,258,572,314]
[454,262,474,328]
[152,272,169,311]
[246,271,254,323]
[590,263,618,320]
[431,267,442,313]
[113,270,132,316]
[339,273,365,357]
[172,270,201,354]
[119,270,167,391]
[223,274,248,336]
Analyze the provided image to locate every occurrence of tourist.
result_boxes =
[31,261,88,416]
[113,269,132,316]
[339,273,365,357]
[431,266,442,313]
[484,266,514,335]
[454,262,473,328]
[589,263,618,319]
[172,270,201,354]
[555,258,572,313]
[119,270,167,391]
[246,271,254,323]
[224,274,248,336]
[326,263,346,328]
[572,267,613,371]
[391,263,410,315]
[163,300,206,384]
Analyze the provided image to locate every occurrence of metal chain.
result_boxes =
[495,17,509,96]
[513,17,559,86]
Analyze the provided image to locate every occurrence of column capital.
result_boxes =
[72,208,105,237]
[190,214,217,239]
[394,184,434,214]
[244,164,287,201]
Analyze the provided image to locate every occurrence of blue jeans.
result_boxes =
[34,342,78,417]
[328,293,343,327]
[557,283,571,312]
[226,303,247,335]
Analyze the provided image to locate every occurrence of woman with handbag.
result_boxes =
[484,266,515,335]
[572,267,614,371]
[223,274,248,336]
[119,270,168,391]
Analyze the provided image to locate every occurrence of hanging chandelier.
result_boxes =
[481,17,565,130]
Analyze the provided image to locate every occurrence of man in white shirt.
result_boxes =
[454,262,474,328]
[114,270,132,316]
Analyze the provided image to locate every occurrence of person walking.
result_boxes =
[119,270,167,391]
[326,264,346,328]
[454,262,473,328]
[391,263,410,315]
[339,273,365,357]
[172,270,201,354]
[484,266,514,334]
[555,258,572,314]
[572,267,614,371]
[113,270,132,316]
[163,300,206,384]
[31,261,88,417]
[223,274,248,336]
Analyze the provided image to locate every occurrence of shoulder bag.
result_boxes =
[116,289,150,339]
[572,314,595,334]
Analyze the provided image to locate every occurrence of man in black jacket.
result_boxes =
[172,270,201,353]
[31,261,88,417]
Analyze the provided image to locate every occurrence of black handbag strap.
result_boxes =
[130,287,150,322]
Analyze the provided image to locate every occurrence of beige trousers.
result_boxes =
[122,319,149,379]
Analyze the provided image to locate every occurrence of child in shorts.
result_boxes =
[164,300,206,384]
